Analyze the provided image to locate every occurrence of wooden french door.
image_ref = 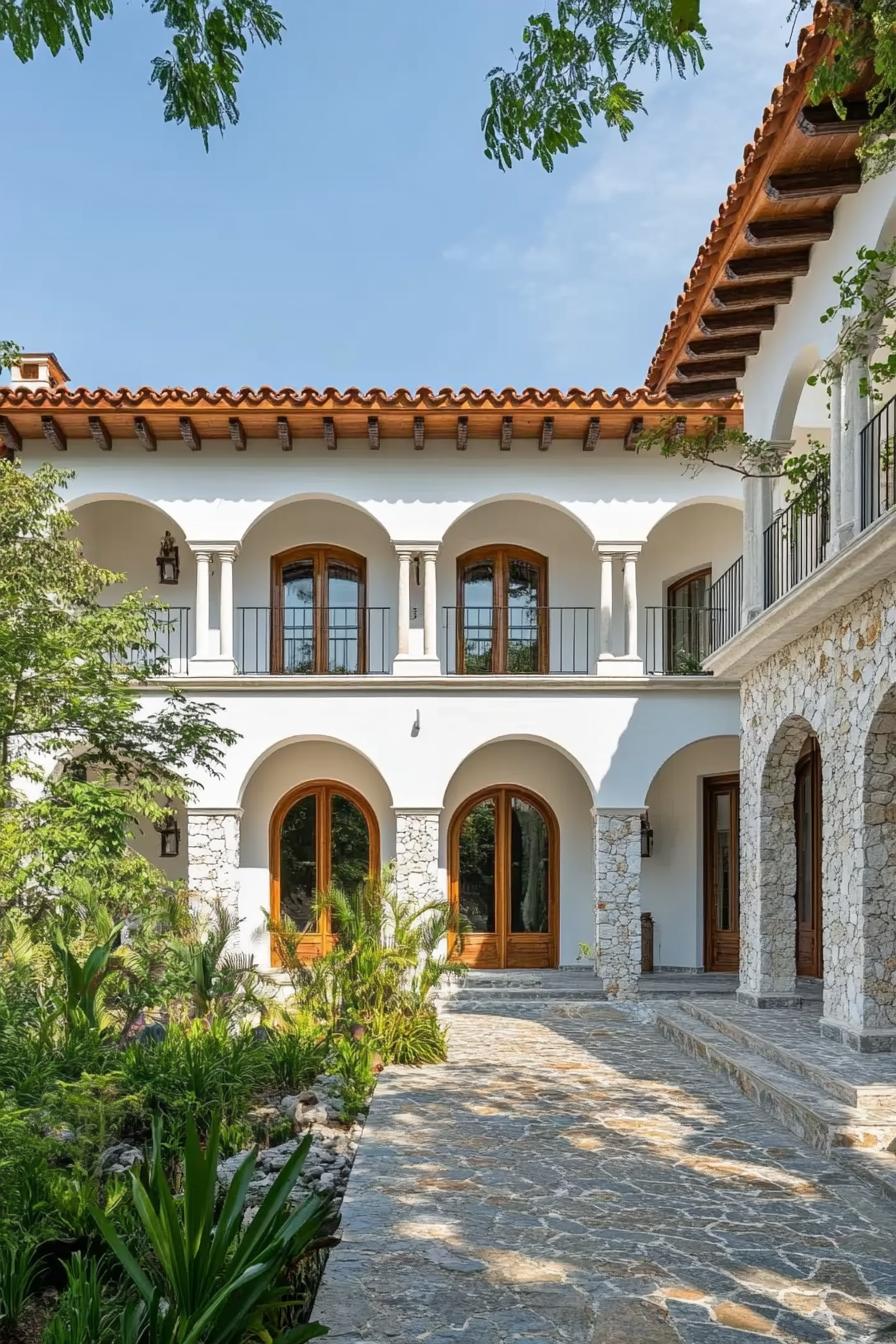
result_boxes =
[795,738,823,978]
[703,774,740,973]
[270,780,379,961]
[271,546,366,674]
[449,786,557,968]
[456,546,548,674]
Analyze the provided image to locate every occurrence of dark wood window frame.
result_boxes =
[455,544,549,674]
[703,773,740,973]
[269,778,380,963]
[271,544,367,674]
[795,736,823,979]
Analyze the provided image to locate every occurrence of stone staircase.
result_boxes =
[438,969,609,1012]
[655,998,896,1200]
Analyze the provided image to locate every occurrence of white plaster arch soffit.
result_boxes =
[438,733,598,809]
[65,491,190,538]
[235,734,396,810]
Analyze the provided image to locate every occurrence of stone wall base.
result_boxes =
[819,1016,896,1054]
[736,989,803,1010]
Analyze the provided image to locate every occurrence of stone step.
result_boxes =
[439,985,609,1006]
[655,1005,896,1158]
[677,999,896,1118]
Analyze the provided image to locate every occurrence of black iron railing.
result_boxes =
[443,606,593,674]
[236,606,390,674]
[709,556,743,651]
[113,607,191,674]
[861,392,896,530]
[763,473,830,608]
[644,606,718,675]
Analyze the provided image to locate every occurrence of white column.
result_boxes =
[189,542,239,674]
[194,550,211,658]
[828,364,844,553]
[422,548,438,659]
[842,351,871,542]
[396,549,412,657]
[741,475,772,622]
[598,551,614,662]
[623,551,639,659]
[219,548,236,662]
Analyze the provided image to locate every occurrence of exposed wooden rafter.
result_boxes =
[229,417,247,451]
[88,415,112,451]
[582,416,601,451]
[41,415,66,451]
[277,416,293,451]
[624,416,643,451]
[323,416,337,451]
[725,249,811,281]
[456,415,468,451]
[413,415,425,450]
[500,416,513,452]
[686,332,762,360]
[667,378,739,402]
[179,416,201,451]
[134,416,156,451]
[711,279,793,310]
[744,213,834,247]
[0,416,22,455]
[765,162,861,201]
[676,356,747,381]
[367,416,380,451]
[698,306,776,336]
[797,100,870,137]
[539,416,554,452]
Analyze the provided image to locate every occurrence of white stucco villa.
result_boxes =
[2,16,894,1051]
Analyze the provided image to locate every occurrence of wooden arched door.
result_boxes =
[270,780,379,960]
[795,737,823,978]
[449,786,558,968]
[271,545,366,674]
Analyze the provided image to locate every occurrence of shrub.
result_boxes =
[0,1239,42,1331]
[42,1252,117,1344]
[262,1024,329,1093]
[327,1037,375,1123]
[368,1003,447,1066]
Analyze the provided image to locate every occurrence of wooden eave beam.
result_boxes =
[134,416,157,451]
[277,416,293,451]
[745,213,834,247]
[539,416,554,452]
[500,416,513,451]
[725,249,811,281]
[0,416,22,454]
[582,416,601,451]
[413,416,425,450]
[686,332,762,360]
[456,415,468,451]
[676,356,747,381]
[624,416,643,451]
[765,162,861,201]
[179,416,201,451]
[798,100,869,136]
[711,279,793,310]
[323,416,337,451]
[88,415,112,451]
[367,416,380,451]
[667,378,739,401]
[41,415,66,451]
[229,417,247,451]
[698,306,776,336]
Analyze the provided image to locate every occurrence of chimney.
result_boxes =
[9,353,69,391]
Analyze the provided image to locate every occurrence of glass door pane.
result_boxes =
[506,559,540,673]
[279,794,317,928]
[796,767,813,925]
[327,561,362,673]
[713,791,732,931]
[330,792,370,899]
[281,558,315,673]
[508,796,549,933]
[458,799,496,931]
[461,561,495,672]
[668,570,710,673]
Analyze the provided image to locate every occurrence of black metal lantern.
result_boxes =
[154,811,180,858]
[156,531,180,585]
[640,812,654,859]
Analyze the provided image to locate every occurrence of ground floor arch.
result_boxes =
[861,685,896,1033]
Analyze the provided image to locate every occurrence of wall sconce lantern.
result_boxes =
[640,812,654,859]
[156,531,180,585]
[154,810,180,858]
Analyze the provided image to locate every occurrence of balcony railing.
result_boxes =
[709,556,743,651]
[113,607,191,674]
[861,392,896,530]
[235,607,391,674]
[644,606,717,675]
[443,606,593,674]
[763,472,830,609]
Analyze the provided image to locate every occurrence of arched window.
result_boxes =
[449,786,557,968]
[665,567,711,673]
[270,781,379,959]
[272,546,366,674]
[456,546,548,673]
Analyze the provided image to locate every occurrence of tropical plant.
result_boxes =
[0,1239,43,1330]
[51,926,122,1029]
[366,1003,447,1068]
[171,899,272,1021]
[326,1037,375,1125]
[42,1251,115,1344]
[262,1023,329,1093]
[92,1115,329,1344]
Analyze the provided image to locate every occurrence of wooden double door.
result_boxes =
[794,738,823,979]
[449,786,558,968]
[703,774,740,973]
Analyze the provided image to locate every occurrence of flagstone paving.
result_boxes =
[315,1003,896,1344]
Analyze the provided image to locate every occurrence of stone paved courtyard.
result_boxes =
[315,1003,896,1344]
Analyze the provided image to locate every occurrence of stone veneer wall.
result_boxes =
[593,810,642,999]
[739,573,896,1049]
[394,810,442,910]
[186,811,241,915]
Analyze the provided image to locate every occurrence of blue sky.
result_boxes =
[4,0,798,390]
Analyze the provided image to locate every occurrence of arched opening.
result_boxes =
[449,785,557,969]
[861,686,896,1030]
[440,499,596,674]
[270,780,380,960]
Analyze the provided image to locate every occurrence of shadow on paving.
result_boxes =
[314,1001,896,1344]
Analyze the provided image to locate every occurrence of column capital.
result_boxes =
[392,805,442,816]
[393,540,440,556]
[187,540,241,558]
[187,805,244,818]
[596,542,643,557]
